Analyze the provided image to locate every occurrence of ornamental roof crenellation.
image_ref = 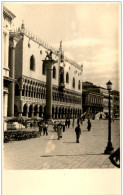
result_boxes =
[13,25,83,71]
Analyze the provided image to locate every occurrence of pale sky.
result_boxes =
[4,2,121,90]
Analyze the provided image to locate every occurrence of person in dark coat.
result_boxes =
[77,118,80,125]
[75,124,81,143]
[65,120,68,128]
[62,121,65,132]
[68,119,70,128]
[72,118,75,127]
[57,123,62,140]
[43,122,48,135]
[39,123,43,136]
[87,119,92,131]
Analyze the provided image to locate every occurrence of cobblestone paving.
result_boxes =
[3,119,120,169]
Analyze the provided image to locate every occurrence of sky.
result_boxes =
[4,2,121,91]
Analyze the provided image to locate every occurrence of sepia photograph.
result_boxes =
[2,1,121,194]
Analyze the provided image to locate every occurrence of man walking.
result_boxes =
[75,124,81,143]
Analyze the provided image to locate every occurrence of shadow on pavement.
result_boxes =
[63,142,76,144]
[41,153,104,157]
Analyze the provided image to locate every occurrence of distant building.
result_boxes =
[99,87,113,117]
[82,81,118,118]
[82,82,103,114]
[111,90,120,117]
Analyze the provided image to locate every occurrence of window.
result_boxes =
[73,77,75,88]
[66,72,69,83]
[78,80,81,90]
[53,66,56,79]
[42,63,46,75]
[30,55,35,71]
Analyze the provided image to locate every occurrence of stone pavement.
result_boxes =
[3,119,120,169]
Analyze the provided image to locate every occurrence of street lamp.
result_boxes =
[104,81,114,154]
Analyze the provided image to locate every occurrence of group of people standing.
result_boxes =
[38,121,48,136]
[38,117,92,143]
[52,118,92,143]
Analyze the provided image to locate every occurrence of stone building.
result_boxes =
[13,23,83,119]
[99,87,113,117]
[3,6,21,130]
[82,82,114,117]
[111,90,120,118]
[82,82,103,114]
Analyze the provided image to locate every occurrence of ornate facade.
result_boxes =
[13,23,83,119]
[2,6,21,130]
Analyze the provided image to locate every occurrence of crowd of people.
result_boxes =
[37,117,92,143]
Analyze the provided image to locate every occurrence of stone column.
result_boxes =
[8,33,21,116]
[19,101,23,116]
[43,59,56,123]
[8,44,16,116]
[36,106,39,117]
[26,106,29,117]
[32,105,34,117]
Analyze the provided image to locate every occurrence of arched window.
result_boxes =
[42,63,46,75]
[66,72,69,83]
[78,80,81,90]
[73,77,75,88]
[53,66,56,79]
[30,55,35,71]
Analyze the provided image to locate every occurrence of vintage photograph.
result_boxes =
[2,2,120,172]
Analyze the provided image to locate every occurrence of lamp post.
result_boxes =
[104,80,114,154]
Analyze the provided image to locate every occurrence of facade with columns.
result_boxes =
[82,81,113,117]
[82,82,104,114]
[2,6,21,130]
[13,23,83,119]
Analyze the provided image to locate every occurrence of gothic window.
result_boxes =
[53,66,56,79]
[42,63,46,75]
[30,55,35,71]
[73,77,75,88]
[66,72,69,83]
[78,80,81,90]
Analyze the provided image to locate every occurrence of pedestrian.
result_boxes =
[68,119,70,128]
[57,122,62,140]
[62,121,65,132]
[65,119,68,128]
[43,122,48,135]
[77,118,80,125]
[53,121,57,132]
[75,124,81,143]
[39,122,43,136]
[80,117,83,125]
[72,118,75,127]
[87,119,92,131]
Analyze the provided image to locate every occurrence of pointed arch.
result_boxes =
[66,72,69,83]
[53,66,56,79]
[73,77,75,88]
[30,55,35,71]
[78,80,81,90]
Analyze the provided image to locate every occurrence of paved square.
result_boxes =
[3,119,120,169]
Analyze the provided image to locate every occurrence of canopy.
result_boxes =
[95,112,106,119]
